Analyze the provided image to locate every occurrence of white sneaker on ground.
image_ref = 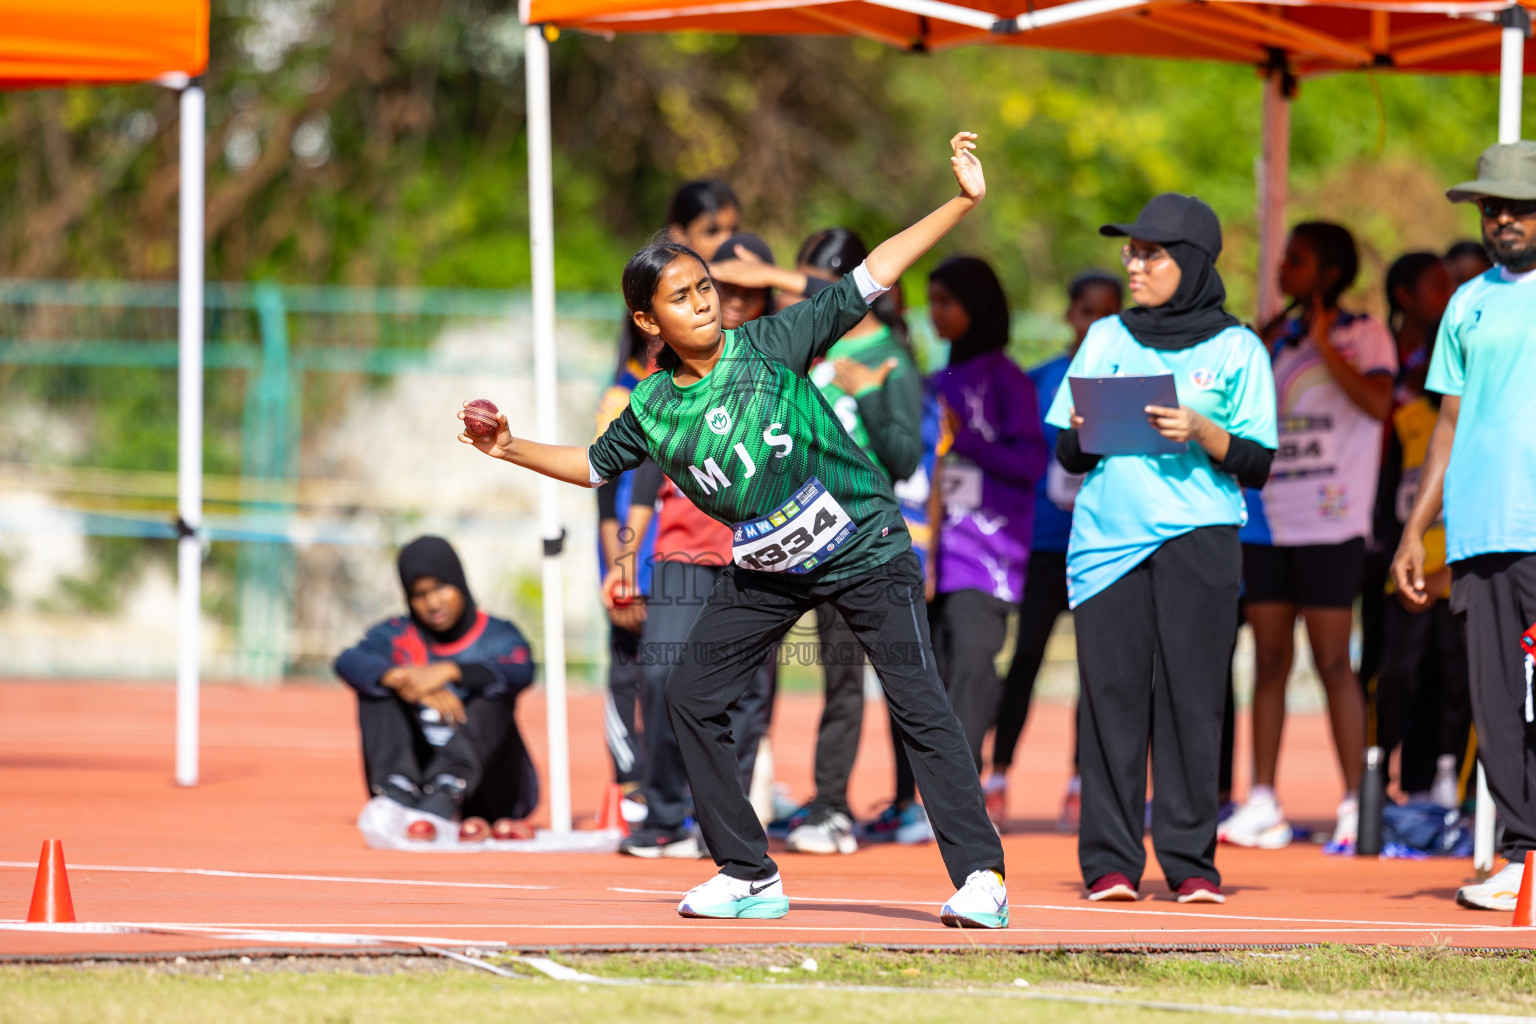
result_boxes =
[1456,860,1525,912]
[677,871,789,919]
[1326,796,1359,853]
[786,810,858,855]
[1218,792,1293,849]
[941,870,1009,929]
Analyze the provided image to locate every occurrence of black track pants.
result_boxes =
[358,692,538,821]
[1074,526,1239,891]
[1449,553,1536,860]
[666,550,1005,886]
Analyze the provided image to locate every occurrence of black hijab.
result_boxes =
[1117,241,1242,351]
[397,535,478,644]
[1101,194,1241,351]
[929,256,1010,365]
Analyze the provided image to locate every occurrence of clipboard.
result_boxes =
[1069,374,1187,456]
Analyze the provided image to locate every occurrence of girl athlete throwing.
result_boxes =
[461,133,1007,928]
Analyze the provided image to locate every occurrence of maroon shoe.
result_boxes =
[1175,878,1225,904]
[1087,872,1138,901]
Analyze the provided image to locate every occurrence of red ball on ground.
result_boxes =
[405,819,437,842]
[463,398,499,436]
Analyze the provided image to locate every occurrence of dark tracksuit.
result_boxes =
[335,611,538,821]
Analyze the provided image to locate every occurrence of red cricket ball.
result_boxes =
[463,399,499,437]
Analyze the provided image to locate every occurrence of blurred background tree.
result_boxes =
[0,0,1513,320]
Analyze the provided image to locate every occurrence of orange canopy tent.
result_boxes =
[2,0,211,788]
[512,0,1526,842]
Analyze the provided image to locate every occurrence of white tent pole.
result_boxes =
[1499,6,1526,143]
[525,23,572,834]
[1256,57,1292,328]
[176,80,205,788]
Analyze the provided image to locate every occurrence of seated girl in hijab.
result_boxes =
[335,535,538,843]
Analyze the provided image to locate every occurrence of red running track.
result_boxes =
[0,680,1528,957]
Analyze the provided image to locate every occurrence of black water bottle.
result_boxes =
[1357,745,1385,856]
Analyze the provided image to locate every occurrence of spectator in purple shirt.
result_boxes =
[887,256,1047,811]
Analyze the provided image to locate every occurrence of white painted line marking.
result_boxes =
[0,861,550,891]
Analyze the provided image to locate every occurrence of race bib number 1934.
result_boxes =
[732,478,856,574]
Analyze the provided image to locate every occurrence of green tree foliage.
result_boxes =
[0,0,1518,318]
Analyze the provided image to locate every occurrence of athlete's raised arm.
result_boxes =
[865,132,985,288]
[457,404,599,488]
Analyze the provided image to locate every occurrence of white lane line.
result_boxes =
[606,887,1508,932]
[0,862,550,891]
[0,921,508,949]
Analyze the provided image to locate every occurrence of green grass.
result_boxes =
[3,946,1533,1023]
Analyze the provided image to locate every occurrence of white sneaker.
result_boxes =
[1327,796,1359,852]
[677,871,789,919]
[786,810,858,855]
[1218,793,1293,849]
[1456,860,1525,912]
[941,869,1009,929]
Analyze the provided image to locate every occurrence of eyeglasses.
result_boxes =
[1120,244,1171,269]
[1477,197,1536,220]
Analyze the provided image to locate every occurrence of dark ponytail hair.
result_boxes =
[1291,221,1359,309]
[621,238,708,373]
[1384,251,1442,334]
[667,180,739,231]
[795,227,912,353]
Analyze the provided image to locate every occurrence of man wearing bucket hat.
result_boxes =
[1393,140,1536,912]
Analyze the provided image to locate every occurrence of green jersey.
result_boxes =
[588,274,911,581]
[809,325,923,482]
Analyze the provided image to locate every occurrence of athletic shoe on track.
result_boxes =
[416,773,467,822]
[786,809,858,855]
[677,872,789,919]
[941,870,1009,929]
[619,825,705,859]
[377,774,423,809]
[1175,878,1225,904]
[1456,860,1525,912]
[858,801,935,845]
[766,802,814,842]
[1323,796,1359,855]
[1218,792,1293,849]
[1087,872,1138,901]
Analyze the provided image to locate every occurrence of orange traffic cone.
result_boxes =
[1512,851,1536,927]
[594,783,628,836]
[26,840,75,923]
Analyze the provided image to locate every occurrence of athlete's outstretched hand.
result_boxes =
[458,402,514,459]
[950,132,985,204]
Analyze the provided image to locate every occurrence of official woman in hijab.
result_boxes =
[335,535,540,844]
[1044,195,1278,904]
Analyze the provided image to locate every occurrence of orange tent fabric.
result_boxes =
[0,0,208,87]
[522,0,1536,75]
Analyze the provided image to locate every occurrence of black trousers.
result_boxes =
[809,605,865,817]
[1378,598,1472,793]
[994,548,1071,770]
[1074,526,1239,890]
[892,588,1011,803]
[638,560,772,831]
[1450,553,1536,859]
[668,550,1005,885]
[606,623,645,787]
[358,692,538,821]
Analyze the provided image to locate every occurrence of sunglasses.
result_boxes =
[1120,244,1171,269]
[1477,197,1536,220]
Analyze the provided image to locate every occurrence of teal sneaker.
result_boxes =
[677,871,790,920]
[940,869,1009,929]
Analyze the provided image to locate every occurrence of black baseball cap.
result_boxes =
[1100,193,1224,261]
